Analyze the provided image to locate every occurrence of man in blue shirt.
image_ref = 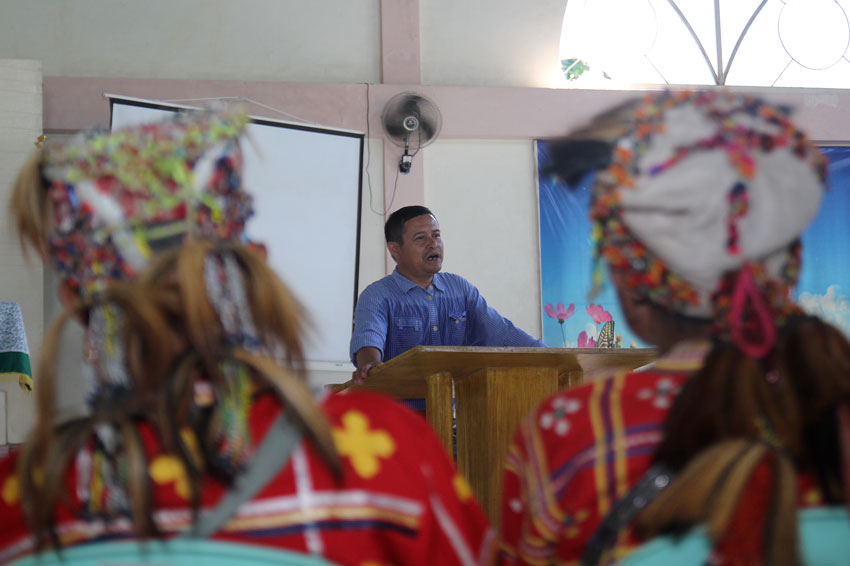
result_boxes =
[350,205,545,383]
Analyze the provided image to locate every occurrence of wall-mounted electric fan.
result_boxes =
[380,92,442,174]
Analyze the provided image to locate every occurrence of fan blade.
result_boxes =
[382,93,441,148]
[399,95,425,114]
[418,118,436,142]
[384,120,410,140]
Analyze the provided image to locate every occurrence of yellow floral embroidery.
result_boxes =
[150,455,190,500]
[453,473,472,502]
[2,467,45,506]
[2,475,19,505]
[333,411,395,479]
[148,429,201,500]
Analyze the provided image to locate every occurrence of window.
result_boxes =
[559,0,850,88]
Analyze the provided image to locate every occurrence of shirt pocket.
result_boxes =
[393,316,425,351]
[448,310,468,344]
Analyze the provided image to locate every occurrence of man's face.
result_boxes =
[390,214,443,283]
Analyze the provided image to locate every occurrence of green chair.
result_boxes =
[9,539,340,566]
[621,507,850,566]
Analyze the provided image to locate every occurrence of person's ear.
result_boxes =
[387,242,400,262]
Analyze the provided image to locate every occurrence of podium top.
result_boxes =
[341,346,657,398]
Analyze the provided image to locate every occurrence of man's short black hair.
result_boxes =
[384,205,435,244]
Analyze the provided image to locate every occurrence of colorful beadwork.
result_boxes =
[588,90,828,352]
[42,109,252,299]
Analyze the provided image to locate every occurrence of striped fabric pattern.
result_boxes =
[0,390,494,566]
[499,341,710,565]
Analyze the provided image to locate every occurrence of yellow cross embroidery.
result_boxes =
[333,411,395,479]
[148,429,201,500]
[1,475,19,505]
[150,455,191,500]
[2,466,44,506]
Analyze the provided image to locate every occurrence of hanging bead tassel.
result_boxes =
[729,264,777,359]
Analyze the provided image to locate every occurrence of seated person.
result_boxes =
[498,91,850,565]
[351,205,544,383]
[0,110,493,566]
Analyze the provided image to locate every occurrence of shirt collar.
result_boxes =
[391,269,444,293]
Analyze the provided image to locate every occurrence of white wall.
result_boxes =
[426,140,541,337]
[0,60,42,442]
[0,0,382,83]
[357,138,389,296]
[0,0,568,87]
[420,0,567,87]
[306,137,387,388]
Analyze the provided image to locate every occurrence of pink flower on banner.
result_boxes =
[577,331,597,348]
[545,302,575,347]
[544,302,575,322]
[586,304,613,324]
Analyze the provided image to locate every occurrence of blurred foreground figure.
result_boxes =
[499,91,850,566]
[0,110,492,565]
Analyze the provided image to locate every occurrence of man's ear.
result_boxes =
[387,242,399,262]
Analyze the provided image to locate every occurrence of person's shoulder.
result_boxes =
[557,368,689,400]
[355,274,397,305]
[435,272,475,291]
[521,368,685,434]
[437,271,468,283]
[360,273,395,293]
[321,389,426,428]
[531,378,597,422]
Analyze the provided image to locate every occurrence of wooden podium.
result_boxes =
[339,346,656,525]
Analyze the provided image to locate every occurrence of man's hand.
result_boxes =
[352,362,381,384]
[353,347,382,384]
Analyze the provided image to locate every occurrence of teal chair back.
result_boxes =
[9,539,340,566]
[621,507,850,566]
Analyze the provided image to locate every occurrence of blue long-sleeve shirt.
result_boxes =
[350,269,545,365]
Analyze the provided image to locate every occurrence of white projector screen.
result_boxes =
[109,96,363,367]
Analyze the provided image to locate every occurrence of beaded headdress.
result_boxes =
[553,91,828,358]
[37,109,276,513]
[40,109,255,399]
[41,109,253,299]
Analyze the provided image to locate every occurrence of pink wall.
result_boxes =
[43,78,850,142]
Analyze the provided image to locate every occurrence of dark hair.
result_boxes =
[636,316,850,566]
[384,205,434,245]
